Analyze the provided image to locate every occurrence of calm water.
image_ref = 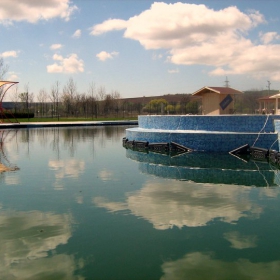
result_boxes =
[1,126,280,280]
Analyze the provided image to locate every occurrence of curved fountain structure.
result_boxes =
[125,115,280,153]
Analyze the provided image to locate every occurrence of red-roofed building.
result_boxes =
[258,92,280,114]
[192,86,243,115]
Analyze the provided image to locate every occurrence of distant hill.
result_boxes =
[119,93,198,104]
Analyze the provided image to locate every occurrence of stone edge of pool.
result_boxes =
[0,120,138,129]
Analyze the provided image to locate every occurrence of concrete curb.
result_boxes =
[0,120,138,129]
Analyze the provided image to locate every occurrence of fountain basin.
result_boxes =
[126,115,280,152]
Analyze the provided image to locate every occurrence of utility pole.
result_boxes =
[267,80,271,94]
[224,76,230,88]
[25,83,29,121]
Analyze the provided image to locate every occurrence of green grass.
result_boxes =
[2,116,138,123]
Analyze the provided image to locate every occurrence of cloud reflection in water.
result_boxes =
[0,209,83,279]
[160,252,280,280]
[49,159,85,190]
[93,180,264,229]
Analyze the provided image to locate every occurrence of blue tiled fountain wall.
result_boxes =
[126,115,280,152]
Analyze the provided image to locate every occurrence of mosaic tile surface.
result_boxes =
[126,115,280,152]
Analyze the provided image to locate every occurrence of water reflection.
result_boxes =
[93,149,280,230]
[1,126,280,279]
[223,231,258,249]
[49,159,86,190]
[0,130,19,173]
[126,149,280,187]
[94,180,264,229]
[7,126,124,157]
[0,209,82,279]
[160,252,280,280]
[0,126,130,279]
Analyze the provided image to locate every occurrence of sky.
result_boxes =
[1,0,280,100]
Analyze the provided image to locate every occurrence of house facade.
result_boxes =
[192,86,243,115]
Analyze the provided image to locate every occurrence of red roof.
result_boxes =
[258,94,280,101]
[192,86,243,96]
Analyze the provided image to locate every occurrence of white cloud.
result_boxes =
[50,44,63,50]
[90,2,280,81]
[96,51,119,61]
[47,53,84,74]
[168,69,179,74]
[0,50,18,58]
[90,19,127,35]
[72,29,81,38]
[91,3,263,48]
[0,0,77,24]
[53,54,63,61]
[7,72,19,81]
[260,31,280,44]
[208,44,280,80]
[152,53,163,60]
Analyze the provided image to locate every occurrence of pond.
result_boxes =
[1,126,280,280]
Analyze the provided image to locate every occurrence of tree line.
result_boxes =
[9,78,124,119]
[7,80,278,119]
[7,77,201,119]
[1,58,278,118]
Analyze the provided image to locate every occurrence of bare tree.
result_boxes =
[50,81,60,120]
[18,83,32,120]
[104,94,113,116]
[37,88,48,117]
[0,58,8,80]
[97,86,106,116]
[19,92,28,105]
[19,84,29,111]
[111,90,120,100]
[111,90,121,117]
[11,85,19,113]
[62,77,77,117]
[87,82,98,118]
[73,93,81,117]
[0,58,9,99]
[28,92,34,104]
[79,93,88,118]
[98,86,106,101]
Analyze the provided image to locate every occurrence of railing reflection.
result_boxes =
[125,148,279,187]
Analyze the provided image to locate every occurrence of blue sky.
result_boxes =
[1,0,280,100]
